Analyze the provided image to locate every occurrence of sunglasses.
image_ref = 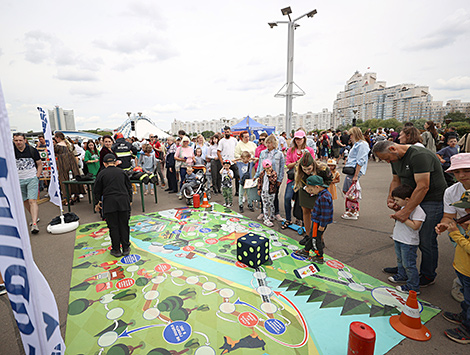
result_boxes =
[259,138,265,142]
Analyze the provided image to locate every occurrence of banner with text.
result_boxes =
[37,107,63,210]
[0,83,65,354]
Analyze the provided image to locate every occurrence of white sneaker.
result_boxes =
[29,218,40,226]
[341,212,358,220]
[257,214,264,220]
[79,194,84,199]
[223,202,227,207]
[264,220,274,227]
[227,203,233,208]
[275,214,283,222]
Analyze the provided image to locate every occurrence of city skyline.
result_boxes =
[1,1,470,132]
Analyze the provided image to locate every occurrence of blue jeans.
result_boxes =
[179,167,187,191]
[419,201,443,280]
[456,270,470,330]
[395,241,419,291]
[284,181,295,222]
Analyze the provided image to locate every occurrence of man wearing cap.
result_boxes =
[112,132,138,171]
[372,140,447,287]
[218,126,240,195]
[94,154,133,257]
[436,153,470,302]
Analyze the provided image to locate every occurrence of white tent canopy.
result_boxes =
[135,119,170,139]
[116,115,170,139]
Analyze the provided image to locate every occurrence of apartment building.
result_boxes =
[332,71,470,128]
[170,109,332,135]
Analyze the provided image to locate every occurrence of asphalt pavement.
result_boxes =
[0,160,467,354]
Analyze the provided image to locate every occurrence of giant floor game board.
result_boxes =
[65,204,440,355]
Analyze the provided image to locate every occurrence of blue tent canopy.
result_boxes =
[230,116,275,138]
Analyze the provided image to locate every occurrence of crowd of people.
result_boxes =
[7,121,470,344]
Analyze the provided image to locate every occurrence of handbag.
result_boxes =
[342,166,355,175]
[287,168,295,180]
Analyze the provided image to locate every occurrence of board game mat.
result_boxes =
[65,204,440,354]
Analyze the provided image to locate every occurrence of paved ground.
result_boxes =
[1,160,468,354]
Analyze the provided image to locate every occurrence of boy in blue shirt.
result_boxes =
[294,175,333,264]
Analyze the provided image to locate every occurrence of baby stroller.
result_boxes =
[182,165,211,205]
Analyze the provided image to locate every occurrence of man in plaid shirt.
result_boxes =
[294,175,333,264]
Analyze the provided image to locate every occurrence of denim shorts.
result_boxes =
[20,177,39,201]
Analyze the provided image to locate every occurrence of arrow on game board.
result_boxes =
[119,324,165,338]
[267,291,308,348]
[234,298,264,314]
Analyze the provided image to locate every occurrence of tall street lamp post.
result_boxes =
[269,6,317,134]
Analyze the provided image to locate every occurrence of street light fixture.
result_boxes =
[269,6,317,134]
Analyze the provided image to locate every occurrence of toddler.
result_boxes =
[257,159,278,227]
[327,158,340,200]
[388,184,426,294]
[220,160,234,207]
[179,166,198,200]
[442,191,470,344]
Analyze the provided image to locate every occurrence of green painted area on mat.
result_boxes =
[65,205,440,355]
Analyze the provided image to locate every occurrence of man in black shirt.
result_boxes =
[94,154,133,257]
[332,130,344,159]
[372,140,446,287]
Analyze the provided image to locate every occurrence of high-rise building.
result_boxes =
[48,106,75,132]
[332,71,470,127]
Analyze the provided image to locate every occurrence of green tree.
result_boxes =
[200,130,215,139]
[444,111,467,123]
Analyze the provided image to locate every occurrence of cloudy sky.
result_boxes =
[1,0,470,133]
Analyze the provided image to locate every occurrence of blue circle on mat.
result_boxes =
[163,321,192,344]
[265,318,286,335]
[120,254,141,264]
[290,252,306,261]
[199,228,212,233]
[172,230,182,235]
[249,223,261,228]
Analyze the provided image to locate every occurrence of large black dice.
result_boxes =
[237,233,270,268]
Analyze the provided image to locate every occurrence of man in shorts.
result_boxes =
[13,133,42,234]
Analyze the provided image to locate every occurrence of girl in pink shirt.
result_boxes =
[283,130,316,227]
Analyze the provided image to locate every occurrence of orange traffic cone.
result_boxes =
[200,192,211,208]
[389,290,431,341]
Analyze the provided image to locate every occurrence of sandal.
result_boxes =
[281,221,292,230]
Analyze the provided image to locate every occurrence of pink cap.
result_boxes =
[262,159,272,168]
[446,153,470,172]
[294,130,306,139]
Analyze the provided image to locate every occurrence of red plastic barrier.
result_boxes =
[193,194,200,208]
[347,321,376,355]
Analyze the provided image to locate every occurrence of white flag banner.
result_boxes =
[37,107,63,210]
[0,83,65,354]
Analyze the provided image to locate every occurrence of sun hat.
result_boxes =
[294,130,306,139]
[451,190,470,209]
[446,153,470,173]
[306,175,329,188]
[262,159,272,168]
[327,158,337,166]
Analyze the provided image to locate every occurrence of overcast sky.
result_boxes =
[1,0,470,132]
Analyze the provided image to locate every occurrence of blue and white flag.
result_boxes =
[37,107,63,211]
[0,83,65,354]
